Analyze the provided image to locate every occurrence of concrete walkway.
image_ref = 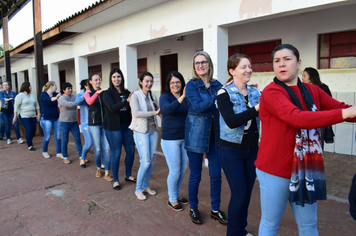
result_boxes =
[0,132,355,235]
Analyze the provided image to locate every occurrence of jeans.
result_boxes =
[19,116,36,147]
[1,112,21,140]
[105,129,121,183]
[0,111,4,138]
[40,117,61,153]
[187,139,222,211]
[220,146,258,236]
[134,131,158,193]
[89,125,110,170]
[161,138,188,202]
[60,122,82,159]
[256,168,318,236]
[80,123,93,160]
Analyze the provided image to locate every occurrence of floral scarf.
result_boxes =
[274,77,326,206]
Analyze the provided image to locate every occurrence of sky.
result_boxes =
[0,0,98,47]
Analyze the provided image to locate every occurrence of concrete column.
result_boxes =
[17,71,25,92]
[74,56,89,93]
[203,25,229,83]
[29,68,38,96]
[11,74,16,92]
[119,45,138,91]
[48,63,60,88]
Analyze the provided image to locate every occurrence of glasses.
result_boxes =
[194,60,209,67]
[169,81,181,85]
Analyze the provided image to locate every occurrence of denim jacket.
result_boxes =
[0,90,17,109]
[184,78,222,153]
[219,83,260,144]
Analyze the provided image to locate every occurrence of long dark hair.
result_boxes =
[165,71,185,96]
[303,67,322,86]
[109,68,125,103]
[139,71,158,110]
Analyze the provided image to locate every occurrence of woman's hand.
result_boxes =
[254,103,260,112]
[127,92,134,103]
[156,108,161,116]
[5,98,14,102]
[342,105,356,119]
[178,87,186,103]
[222,79,234,88]
[96,88,108,94]
[12,116,17,125]
[36,115,41,122]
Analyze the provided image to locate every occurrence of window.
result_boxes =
[228,40,281,72]
[318,30,356,69]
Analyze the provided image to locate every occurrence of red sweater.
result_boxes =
[255,82,353,179]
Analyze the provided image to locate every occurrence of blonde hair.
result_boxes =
[42,81,56,92]
[192,51,214,81]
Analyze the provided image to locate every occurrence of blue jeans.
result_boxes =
[80,123,93,160]
[220,146,258,236]
[40,117,61,153]
[89,125,110,170]
[161,138,188,202]
[60,122,82,159]
[19,116,36,147]
[134,131,158,193]
[0,111,4,138]
[256,168,318,236]
[187,139,222,211]
[1,112,21,140]
[105,129,121,183]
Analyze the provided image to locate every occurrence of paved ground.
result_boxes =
[0,130,356,236]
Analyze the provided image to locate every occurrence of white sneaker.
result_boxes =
[17,138,25,144]
[56,153,64,159]
[42,152,50,158]
[7,139,12,145]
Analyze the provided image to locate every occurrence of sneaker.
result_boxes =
[95,168,102,178]
[7,139,12,145]
[104,173,113,182]
[42,152,50,158]
[28,146,36,151]
[17,138,25,144]
[56,153,64,159]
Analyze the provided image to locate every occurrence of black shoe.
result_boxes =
[28,146,35,151]
[168,201,183,212]
[113,184,121,190]
[178,197,189,205]
[125,177,137,183]
[190,208,203,224]
[211,210,228,225]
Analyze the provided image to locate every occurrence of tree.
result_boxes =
[0,44,14,57]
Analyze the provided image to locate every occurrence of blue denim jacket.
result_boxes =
[219,83,260,144]
[184,78,222,153]
[75,92,89,126]
[0,90,17,109]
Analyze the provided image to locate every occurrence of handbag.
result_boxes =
[324,126,334,143]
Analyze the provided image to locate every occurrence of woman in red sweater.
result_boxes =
[255,44,356,236]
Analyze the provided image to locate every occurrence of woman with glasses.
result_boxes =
[0,81,25,145]
[160,71,189,211]
[185,51,227,225]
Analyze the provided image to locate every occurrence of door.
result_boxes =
[160,54,178,94]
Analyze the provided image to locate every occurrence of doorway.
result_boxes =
[160,54,178,94]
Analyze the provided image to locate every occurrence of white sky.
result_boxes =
[0,0,98,47]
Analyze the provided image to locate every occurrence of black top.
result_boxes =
[217,92,259,148]
[118,90,132,124]
[102,88,129,131]
[1,99,13,113]
[87,90,105,126]
[319,83,332,97]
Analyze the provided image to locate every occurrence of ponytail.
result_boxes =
[148,91,158,111]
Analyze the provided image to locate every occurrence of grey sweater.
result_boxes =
[58,94,78,122]
[14,93,40,118]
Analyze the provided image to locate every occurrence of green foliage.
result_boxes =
[0,44,14,57]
